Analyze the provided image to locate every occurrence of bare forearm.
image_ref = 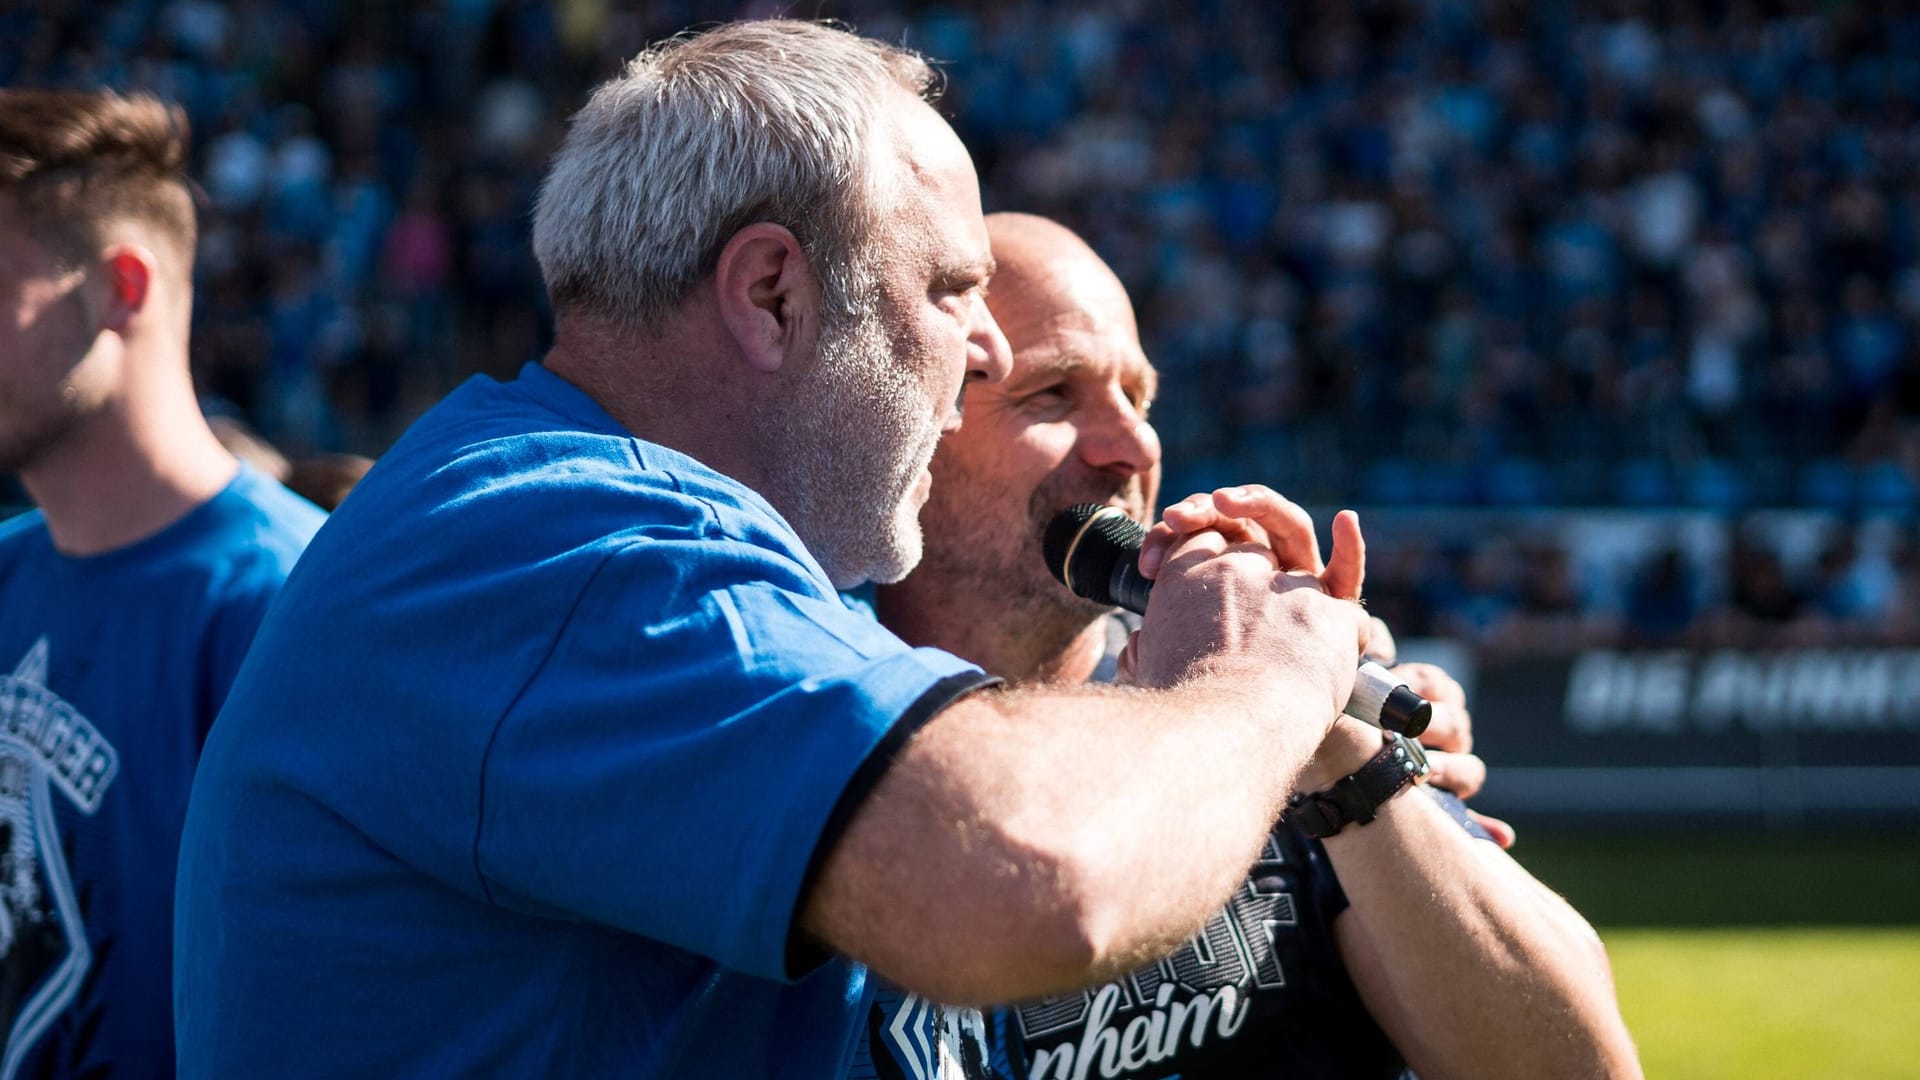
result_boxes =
[802,673,1332,1005]
[1330,792,1642,1079]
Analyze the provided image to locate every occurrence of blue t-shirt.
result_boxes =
[0,464,321,1079]
[173,362,992,1078]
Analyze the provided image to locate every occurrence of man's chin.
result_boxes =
[853,536,921,588]
[824,508,923,590]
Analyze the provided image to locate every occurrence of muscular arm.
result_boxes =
[1320,723,1642,1079]
[802,539,1369,1005]
[801,670,1331,1005]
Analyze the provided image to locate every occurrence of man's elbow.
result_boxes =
[872,847,1141,1007]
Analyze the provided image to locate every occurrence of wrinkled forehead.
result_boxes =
[1015,314,1158,394]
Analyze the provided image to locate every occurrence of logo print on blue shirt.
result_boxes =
[0,639,119,1079]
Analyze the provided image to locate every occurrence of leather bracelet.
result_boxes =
[1284,733,1430,840]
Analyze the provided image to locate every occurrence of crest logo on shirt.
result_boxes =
[0,639,118,1080]
[864,985,992,1080]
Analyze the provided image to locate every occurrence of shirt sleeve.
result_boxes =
[471,540,991,981]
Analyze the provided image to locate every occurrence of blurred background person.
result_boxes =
[284,451,372,511]
[0,88,321,1079]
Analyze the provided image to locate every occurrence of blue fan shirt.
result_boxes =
[173,362,991,1078]
[0,464,321,1079]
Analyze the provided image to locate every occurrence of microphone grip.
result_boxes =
[1346,661,1432,737]
[1105,556,1153,616]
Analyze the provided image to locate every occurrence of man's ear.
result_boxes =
[713,223,818,374]
[98,245,156,334]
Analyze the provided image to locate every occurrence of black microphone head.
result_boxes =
[1044,504,1147,606]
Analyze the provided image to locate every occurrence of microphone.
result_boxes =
[1044,503,1432,737]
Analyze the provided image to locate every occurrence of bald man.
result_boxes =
[854,213,1640,1080]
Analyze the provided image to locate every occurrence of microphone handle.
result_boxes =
[1105,553,1154,616]
[1348,661,1432,738]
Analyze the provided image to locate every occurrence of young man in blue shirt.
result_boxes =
[864,213,1641,1080]
[0,89,323,1078]
[175,20,1395,1079]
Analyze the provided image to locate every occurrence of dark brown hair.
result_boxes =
[0,89,196,265]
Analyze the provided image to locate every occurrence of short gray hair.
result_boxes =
[531,20,938,329]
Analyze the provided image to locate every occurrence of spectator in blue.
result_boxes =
[0,88,322,1079]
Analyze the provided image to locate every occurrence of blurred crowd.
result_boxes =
[6,0,1917,649]
[1360,510,1920,652]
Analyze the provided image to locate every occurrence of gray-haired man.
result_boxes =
[178,21,1379,1077]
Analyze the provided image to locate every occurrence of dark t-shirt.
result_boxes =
[855,613,1451,1080]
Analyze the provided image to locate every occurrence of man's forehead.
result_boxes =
[880,92,979,207]
[1006,318,1157,389]
[873,91,993,263]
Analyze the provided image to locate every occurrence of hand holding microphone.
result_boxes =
[1044,501,1432,738]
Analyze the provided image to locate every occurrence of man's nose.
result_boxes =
[966,297,1013,385]
[1079,394,1161,477]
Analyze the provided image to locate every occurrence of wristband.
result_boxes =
[1284,733,1430,840]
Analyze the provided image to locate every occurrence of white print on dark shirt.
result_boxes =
[0,639,119,1079]
[1014,833,1299,1080]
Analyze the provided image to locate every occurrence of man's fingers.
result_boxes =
[1138,521,1180,580]
[1365,616,1398,666]
[1397,662,1465,706]
[1417,704,1472,754]
[1397,662,1471,753]
[1141,493,1269,579]
[1146,487,1314,579]
[1424,750,1486,800]
[1321,509,1365,601]
[1207,486,1321,572]
[1468,809,1517,849]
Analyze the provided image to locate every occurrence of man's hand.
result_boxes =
[1139,486,1364,601]
[1117,489,1370,722]
[1387,661,1516,847]
[1396,663,1471,752]
[1293,653,1518,846]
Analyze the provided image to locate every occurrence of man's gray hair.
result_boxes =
[532,20,938,329]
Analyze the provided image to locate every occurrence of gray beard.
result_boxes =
[777,306,936,590]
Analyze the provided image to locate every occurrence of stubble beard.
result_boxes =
[916,453,1150,627]
[783,304,942,590]
[0,396,83,478]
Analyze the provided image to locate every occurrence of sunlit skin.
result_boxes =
[0,204,121,475]
[877,213,1159,681]
[847,87,1013,577]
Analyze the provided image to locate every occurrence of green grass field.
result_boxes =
[1605,929,1920,1079]
[1510,831,1920,1077]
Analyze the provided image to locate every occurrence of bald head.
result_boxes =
[984,213,1140,354]
[984,213,1098,292]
